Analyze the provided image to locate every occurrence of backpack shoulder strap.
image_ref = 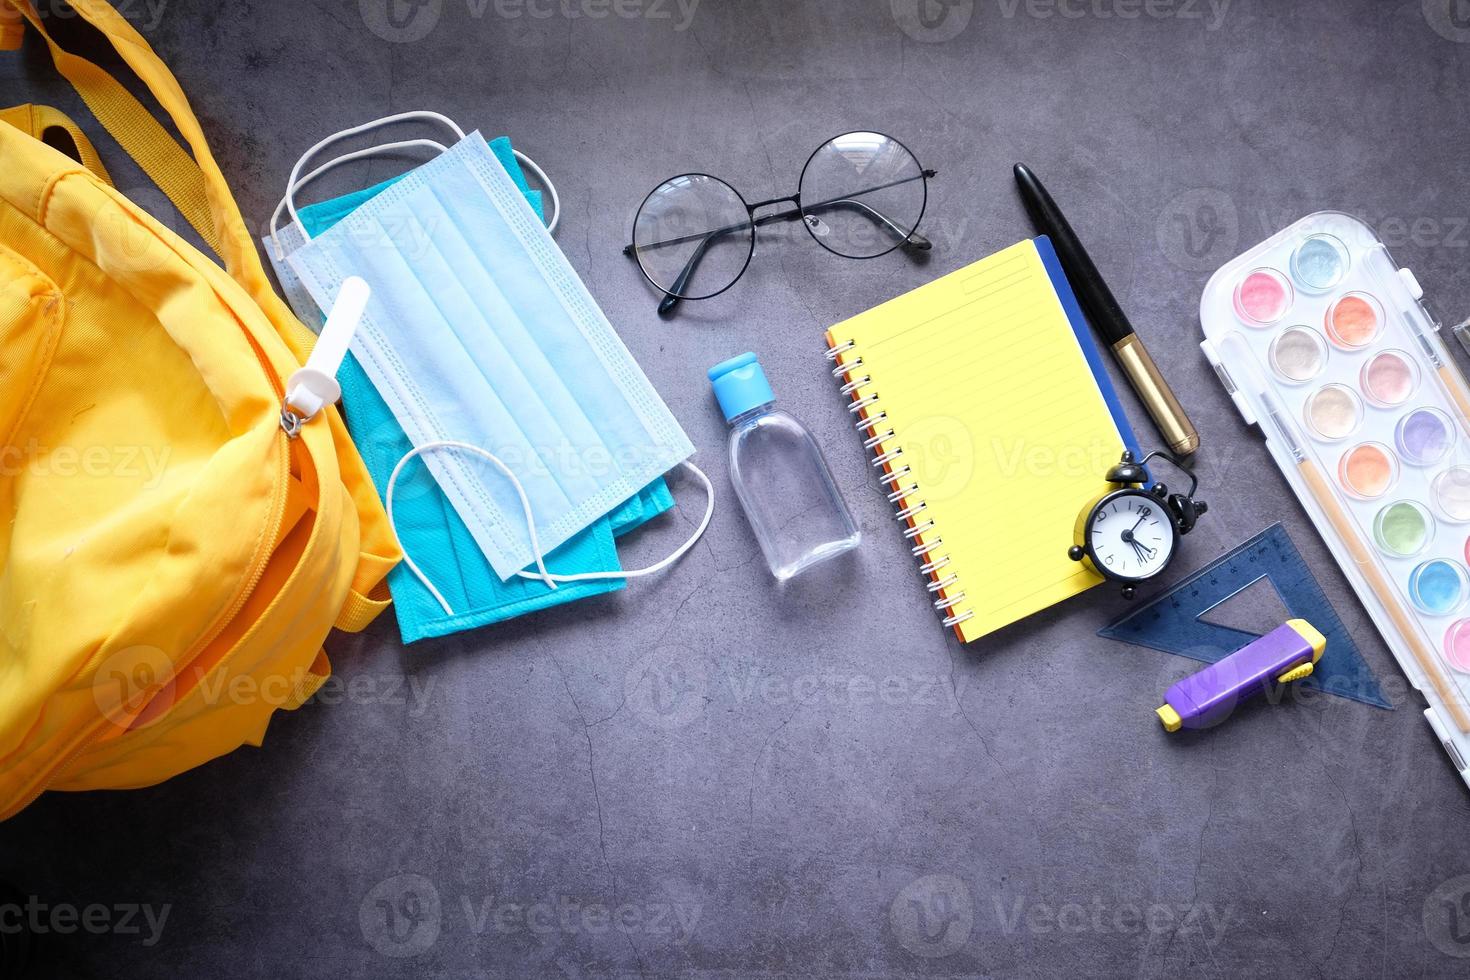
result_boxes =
[2,0,399,633]
[1,0,292,338]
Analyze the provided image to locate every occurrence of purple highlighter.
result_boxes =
[1156,620,1326,732]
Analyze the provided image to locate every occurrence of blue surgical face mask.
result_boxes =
[265,135,678,642]
[283,118,696,582]
[266,113,712,637]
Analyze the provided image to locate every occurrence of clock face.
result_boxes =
[1086,490,1176,581]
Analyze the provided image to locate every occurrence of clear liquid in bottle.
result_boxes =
[709,353,860,580]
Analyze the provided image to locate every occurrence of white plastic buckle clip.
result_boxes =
[281,276,369,438]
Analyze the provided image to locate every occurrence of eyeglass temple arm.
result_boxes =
[781,198,933,250]
[772,167,936,248]
[649,202,930,317]
[622,217,751,256]
[640,201,931,317]
[653,221,750,316]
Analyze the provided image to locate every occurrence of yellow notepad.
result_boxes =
[825,239,1139,642]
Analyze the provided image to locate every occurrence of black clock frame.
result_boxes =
[1071,486,1182,588]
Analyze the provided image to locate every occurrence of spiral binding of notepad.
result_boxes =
[825,338,974,632]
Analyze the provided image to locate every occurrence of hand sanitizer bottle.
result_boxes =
[708,352,860,580]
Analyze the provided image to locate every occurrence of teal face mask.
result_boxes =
[263,128,689,643]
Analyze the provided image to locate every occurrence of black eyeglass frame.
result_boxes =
[623,131,937,316]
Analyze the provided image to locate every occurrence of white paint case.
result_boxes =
[1200,211,1470,788]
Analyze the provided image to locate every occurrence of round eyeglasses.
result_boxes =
[624,131,936,316]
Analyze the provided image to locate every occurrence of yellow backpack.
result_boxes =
[0,0,400,817]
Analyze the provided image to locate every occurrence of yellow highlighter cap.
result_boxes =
[1286,618,1327,663]
[1155,704,1182,732]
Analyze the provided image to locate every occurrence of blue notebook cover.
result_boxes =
[1033,234,1145,466]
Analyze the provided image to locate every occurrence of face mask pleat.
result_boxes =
[451,145,678,474]
[350,209,583,561]
[409,182,613,504]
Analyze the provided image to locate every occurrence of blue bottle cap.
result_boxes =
[708,351,776,422]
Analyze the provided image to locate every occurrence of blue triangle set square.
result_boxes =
[1098,523,1391,710]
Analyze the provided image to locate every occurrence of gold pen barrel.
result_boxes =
[1111,334,1200,456]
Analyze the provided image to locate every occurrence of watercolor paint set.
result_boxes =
[1201,211,1470,784]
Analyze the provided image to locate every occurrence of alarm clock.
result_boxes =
[1067,450,1207,599]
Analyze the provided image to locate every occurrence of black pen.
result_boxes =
[1014,163,1200,456]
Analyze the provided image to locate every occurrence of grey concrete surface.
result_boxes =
[4,0,1470,977]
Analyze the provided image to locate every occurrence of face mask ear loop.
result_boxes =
[284,110,465,242]
[386,440,558,618]
[387,448,714,613]
[512,460,715,585]
[269,138,449,258]
[512,149,561,234]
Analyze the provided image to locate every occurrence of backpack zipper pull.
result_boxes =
[281,276,369,438]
